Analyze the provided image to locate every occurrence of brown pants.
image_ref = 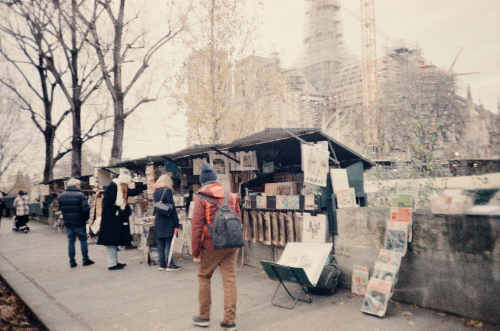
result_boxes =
[198,247,239,325]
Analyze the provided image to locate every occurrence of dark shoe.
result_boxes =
[108,264,125,270]
[117,263,127,268]
[166,264,182,271]
[220,322,237,331]
[82,259,95,266]
[193,316,210,327]
[70,262,77,268]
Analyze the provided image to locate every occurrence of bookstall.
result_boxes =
[97,128,374,268]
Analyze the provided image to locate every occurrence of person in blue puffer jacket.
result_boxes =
[59,178,94,268]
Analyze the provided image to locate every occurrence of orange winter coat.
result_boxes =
[191,183,241,258]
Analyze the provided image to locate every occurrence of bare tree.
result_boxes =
[46,0,110,176]
[0,1,69,181]
[76,0,189,162]
[0,83,34,181]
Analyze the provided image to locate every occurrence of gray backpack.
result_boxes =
[197,190,244,249]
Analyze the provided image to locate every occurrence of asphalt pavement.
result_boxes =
[0,217,498,331]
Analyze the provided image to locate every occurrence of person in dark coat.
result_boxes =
[97,168,135,270]
[58,178,94,268]
[154,174,181,271]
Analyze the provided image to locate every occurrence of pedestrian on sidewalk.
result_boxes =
[58,178,94,268]
[13,191,30,231]
[154,174,182,271]
[191,163,241,331]
[97,168,134,270]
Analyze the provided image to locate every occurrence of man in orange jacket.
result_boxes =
[191,163,241,331]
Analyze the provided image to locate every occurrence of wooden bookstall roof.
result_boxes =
[98,128,374,171]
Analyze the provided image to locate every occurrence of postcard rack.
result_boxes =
[260,261,313,310]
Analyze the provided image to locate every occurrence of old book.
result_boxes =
[263,212,272,245]
[352,266,370,296]
[271,212,279,245]
[278,213,286,246]
[243,210,252,242]
[361,278,393,317]
[285,211,295,243]
[258,211,265,242]
[293,212,303,243]
[250,210,258,243]
[265,183,278,196]
[384,221,408,256]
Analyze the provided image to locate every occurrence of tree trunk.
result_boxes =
[110,98,125,161]
[43,125,54,182]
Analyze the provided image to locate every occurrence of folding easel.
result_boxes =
[260,261,313,310]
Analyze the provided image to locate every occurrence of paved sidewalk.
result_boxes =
[0,218,498,331]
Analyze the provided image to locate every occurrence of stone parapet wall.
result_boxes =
[244,207,500,324]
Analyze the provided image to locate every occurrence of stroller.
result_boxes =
[13,215,30,233]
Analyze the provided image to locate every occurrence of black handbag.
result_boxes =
[154,188,174,216]
[308,261,341,295]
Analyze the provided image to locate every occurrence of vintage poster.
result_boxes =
[384,221,408,256]
[352,266,370,295]
[378,249,402,268]
[262,161,274,173]
[277,242,333,287]
[302,213,327,244]
[391,194,413,208]
[373,262,399,283]
[236,151,258,171]
[361,278,393,317]
[192,158,207,175]
[390,207,413,242]
[330,168,350,193]
[301,144,330,187]
[336,188,356,208]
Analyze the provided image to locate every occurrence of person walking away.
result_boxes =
[154,174,182,271]
[13,191,30,231]
[191,163,241,331]
[97,169,136,270]
[58,178,94,268]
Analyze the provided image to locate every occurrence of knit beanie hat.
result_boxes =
[200,162,217,183]
[118,168,132,184]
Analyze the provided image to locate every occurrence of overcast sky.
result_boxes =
[121,0,499,160]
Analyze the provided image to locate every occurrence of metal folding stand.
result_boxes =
[261,261,313,310]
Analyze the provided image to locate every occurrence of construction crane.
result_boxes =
[360,0,378,151]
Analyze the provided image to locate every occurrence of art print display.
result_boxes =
[236,151,258,171]
[378,249,402,268]
[256,196,267,209]
[390,207,413,242]
[293,212,303,243]
[384,221,408,256]
[277,242,333,287]
[361,278,392,317]
[336,188,356,208]
[301,144,330,187]
[192,158,207,175]
[373,262,399,284]
[243,210,252,242]
[302,213,326,244]
[263,212,272,245]
[391,194,413,208]
[250,210,258,243]
[208,151,229,175]
[352,266,370,295]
